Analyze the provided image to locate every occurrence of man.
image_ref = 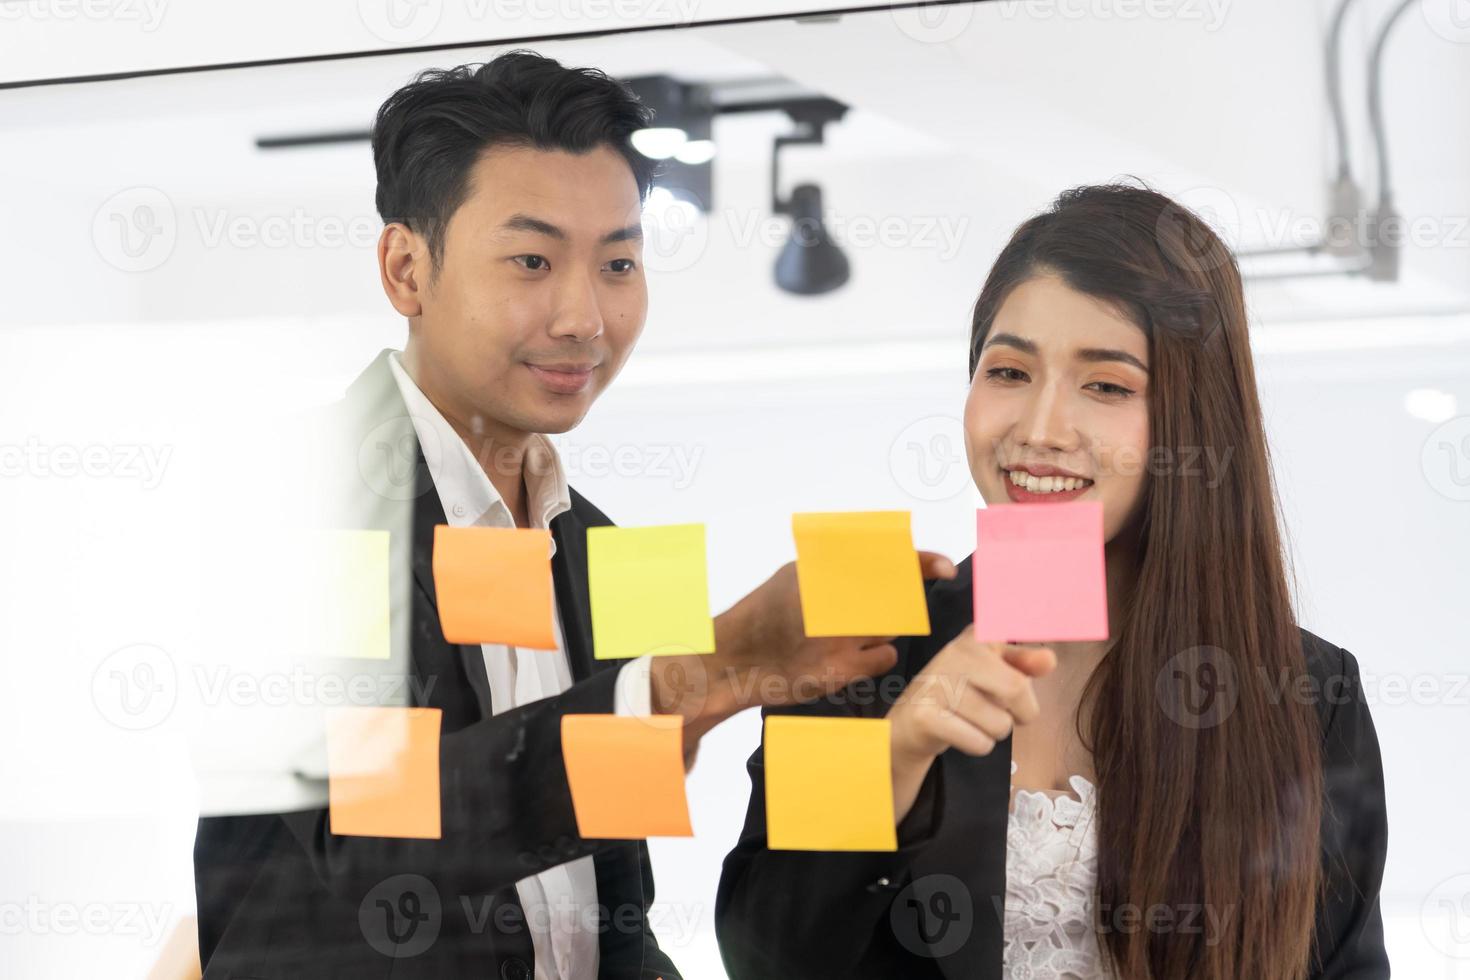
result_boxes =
[193,50,953,978]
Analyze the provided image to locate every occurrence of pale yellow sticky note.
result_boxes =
[587,524,715,660]
[299,529,391,660]
[791,511,930,637]
[764,715,897,852]
[327,706,441,839]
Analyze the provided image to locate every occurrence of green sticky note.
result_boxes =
[587,524,716,660]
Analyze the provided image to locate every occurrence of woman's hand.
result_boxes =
[888,630,1057,824]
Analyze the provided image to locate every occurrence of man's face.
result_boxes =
[398,143,648,440]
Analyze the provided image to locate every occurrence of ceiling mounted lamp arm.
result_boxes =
[772,127,825,216]
[1241,0,1415,286]
[1363,0,1416,282]
[1367,0,1415,212]
[255,130,372,150]
[712,94,849,216]
[711,94,849,296]
[1235,0,1363,264]
[1326,0,1362,185]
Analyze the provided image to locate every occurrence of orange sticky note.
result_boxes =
[764,715,896,851]
[791,511,931,637]
[561,715,693,839]
[327,706,442,839]
[432,525,556,648]
[974,500,1108,643]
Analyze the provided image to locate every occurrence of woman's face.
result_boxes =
[964,273,1151,543]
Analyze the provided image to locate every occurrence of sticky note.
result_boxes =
[432,525,556,648]
[561,715,694,839]
[791,511,930,637]
[587,524,715,660]
[147,915,202,980]
[973,500,1108,643]
[327,706,442,839]
[299,529,391,660]
[764,715,897,852]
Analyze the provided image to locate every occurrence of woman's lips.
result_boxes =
[1002,467,1094,504]
[526,363,595,395]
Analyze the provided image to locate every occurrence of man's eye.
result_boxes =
[605,258,636,273]
[513,255,550,271]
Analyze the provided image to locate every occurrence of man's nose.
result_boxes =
[548,270,604,342]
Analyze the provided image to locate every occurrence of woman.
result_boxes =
[714,183,1389,980]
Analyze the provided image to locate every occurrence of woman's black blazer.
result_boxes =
[714,556,1390,979]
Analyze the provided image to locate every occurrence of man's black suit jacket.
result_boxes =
[194,354,682,979]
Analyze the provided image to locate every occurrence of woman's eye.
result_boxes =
[605,258,636,273]
[985,366,1027,383]
[1086,381,1134,398]
[513,255,550,271]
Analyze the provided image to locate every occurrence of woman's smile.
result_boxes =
[999,461,1093,502]
[1002,464,1096,503]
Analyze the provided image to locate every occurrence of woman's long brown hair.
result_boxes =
[968,182,1324,979]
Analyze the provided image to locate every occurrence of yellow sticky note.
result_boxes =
[765,715,897,851]
[791,511,930,637]
[327,706,442,839]
[301,529,391,660]
[432,525,556,648]
[562,715,694,839]
[587,524,715,660]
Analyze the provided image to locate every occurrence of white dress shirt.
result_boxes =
[388,351,654,980]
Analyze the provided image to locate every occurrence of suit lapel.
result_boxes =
[550,505,601,684]
[409,447,495,720]
[901,559,1011,980]
[922,739,1011,980]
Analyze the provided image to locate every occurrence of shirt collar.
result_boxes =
[386,351,571,541]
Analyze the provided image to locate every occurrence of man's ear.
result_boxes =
[378,222,429,318]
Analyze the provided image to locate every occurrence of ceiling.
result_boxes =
[1,0,1466,335]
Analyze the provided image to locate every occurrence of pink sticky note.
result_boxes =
[974,501,1108,642]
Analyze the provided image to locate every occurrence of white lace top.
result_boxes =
[1005,761,1112,979]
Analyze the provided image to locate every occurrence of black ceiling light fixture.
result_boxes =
[719,94,850,296]
[771,99,851,296]
[775,182,848,296]
[622,75,717,211]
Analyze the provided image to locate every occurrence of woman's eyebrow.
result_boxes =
[982,332,1149,373]
[981,332,1037,355]
[1076,347,1149,373]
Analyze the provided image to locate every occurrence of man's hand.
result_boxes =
[649,552,957,767]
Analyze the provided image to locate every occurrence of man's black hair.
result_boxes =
[372,49,656,273]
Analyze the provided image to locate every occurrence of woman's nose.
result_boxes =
[1015,383,1076,451]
